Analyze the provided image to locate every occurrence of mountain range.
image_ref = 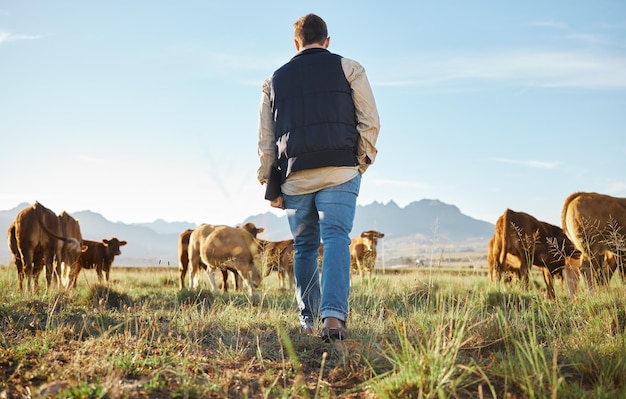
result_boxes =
[0,200,494,266]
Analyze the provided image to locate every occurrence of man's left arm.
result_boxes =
[343,58,380,173]
[258,77,276,184]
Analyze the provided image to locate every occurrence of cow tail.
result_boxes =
[34,202,71,243]
[561,192,582,239]
[499,209,509,265]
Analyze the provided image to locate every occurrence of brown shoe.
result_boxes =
[320,317,347,342]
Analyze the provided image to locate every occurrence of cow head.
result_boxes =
[62,238,88,265]
[239,222,264,238]
[103,238,127,256]
[361,230,385,250]
[240,261,262,293]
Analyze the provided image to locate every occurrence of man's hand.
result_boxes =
[270,195,284,209]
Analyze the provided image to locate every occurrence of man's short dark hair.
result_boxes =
[293,14,328,46]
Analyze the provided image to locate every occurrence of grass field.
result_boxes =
[1,263,625,398]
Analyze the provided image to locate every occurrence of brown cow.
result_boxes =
[488,233,517,283]
[562,192,626,293]
[261,238,295,290]
[350,230,385,280]
[494,208,580,299]
[67,237,127,288]
[178,228,195,290]
[8,220,44,292]
[181,223,264,291]
[8,221,23,285]
[188,224,262,295]
[178,227,233,291]
[13,202,84,292]
[487,234,500,282]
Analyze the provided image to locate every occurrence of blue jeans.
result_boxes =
[283,173,361,328]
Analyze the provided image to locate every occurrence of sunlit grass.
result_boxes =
[1,264,626,398]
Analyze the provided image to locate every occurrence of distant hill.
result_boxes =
[243,199,494,242]
[0,199,494,266]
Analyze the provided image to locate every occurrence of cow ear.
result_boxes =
[103,239,110,245]
[360,232,367,238]
[120,241,127,246]
[81,245,88,252]
[257,228,265,234]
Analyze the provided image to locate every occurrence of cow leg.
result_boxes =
[236,268,254,296]
[278,270,285,289]
[44,261,52,290]
[19,249,34,294]
[577,256,595,294]
[488,261,497,284]
[43,252,55,291]
[189,264,198,289]
[53,261,62,288]
[590,253,609,286]
[541,267,556,300]
[221,269,229,292]
[59,262,67,288]
[518,258,531,291]
[34,265,43,293]
[189,252,204,290]
[563,266,579,298]
[364,255,375,281]
[289,274,295,292]
[206,268,219,291]
[233,270,242,291]
[52,245,63,288]
[15,258,24,292]
[179,259,188,290]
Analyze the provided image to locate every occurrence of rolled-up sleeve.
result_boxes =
[257,77,276,184]
[342,58,380,173]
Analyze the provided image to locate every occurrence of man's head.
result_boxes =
[293,14,329,49]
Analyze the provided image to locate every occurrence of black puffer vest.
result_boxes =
[270,48,358,182]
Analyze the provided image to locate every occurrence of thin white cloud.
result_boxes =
[0,30,43,44]
[490,158,560,169]
[564,33,607,45]
[375,49,626,90]
[532,20,568,30]
[532,20,609,45]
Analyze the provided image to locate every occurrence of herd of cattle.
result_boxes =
[177,225,386,295]
[7,202,127,292]
[488,191,626,298]
[5,201,386,295]
[8,191,623,299]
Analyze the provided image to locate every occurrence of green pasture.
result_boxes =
[0,264,625,398]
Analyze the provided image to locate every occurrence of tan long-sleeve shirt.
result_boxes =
[257,56,380,196]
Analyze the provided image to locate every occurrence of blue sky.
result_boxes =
[1,1,625,229]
